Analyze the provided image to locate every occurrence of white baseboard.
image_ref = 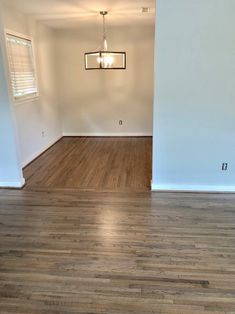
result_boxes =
[0,177,25,188]
[22,135,62,168]
[63,132,152,137]
[151,183,235,193]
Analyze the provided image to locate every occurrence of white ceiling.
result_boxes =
[1,0,155,29]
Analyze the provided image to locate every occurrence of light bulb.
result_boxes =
[97,56,103,64]
[97,55,114,68]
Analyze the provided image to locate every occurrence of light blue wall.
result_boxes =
[0,20,24,187]
[152,0,235,191]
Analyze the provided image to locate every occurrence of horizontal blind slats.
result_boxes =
[6,33,38,99]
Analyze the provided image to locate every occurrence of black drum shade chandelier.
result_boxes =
[84,11,126,70]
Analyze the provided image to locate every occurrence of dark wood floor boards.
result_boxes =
[0,189,235,313]
[23,137,152,190]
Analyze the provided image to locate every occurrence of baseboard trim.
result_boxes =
[0,177,25,188]
[151,183,235,193]
[22,135,63,168]
[63,133,152,137]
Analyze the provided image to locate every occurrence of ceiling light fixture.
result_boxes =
[84,11,126,70]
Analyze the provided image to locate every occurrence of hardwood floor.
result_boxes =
[23,137,152,190]
[0,188,235,313]
[2,137,235,312]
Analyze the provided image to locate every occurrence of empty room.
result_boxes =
[0,0,235,313]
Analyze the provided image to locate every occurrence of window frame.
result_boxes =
[4,29,39,104]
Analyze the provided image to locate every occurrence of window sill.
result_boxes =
[13,95,40,105]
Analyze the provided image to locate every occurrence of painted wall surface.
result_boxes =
[152,0,235,191]
[55,24,154,136]
[0,5,62,167]
[0,18,24,187]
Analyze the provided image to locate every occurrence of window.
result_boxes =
[6,33,38,100]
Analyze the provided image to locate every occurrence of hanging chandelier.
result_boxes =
[84,11,126,70]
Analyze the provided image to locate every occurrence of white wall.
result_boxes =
[0,5,62,168]
[152,0,235,192]
[55,24,154,136]
[0,16,24,187]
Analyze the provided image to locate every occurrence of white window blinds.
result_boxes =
[6,33,38,100]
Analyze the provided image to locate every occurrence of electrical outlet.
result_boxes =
[142,7,150,13]
[222,163,228,171]
[119,120,123,125]
[42,131,45,137]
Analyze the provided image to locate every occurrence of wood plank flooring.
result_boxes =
[0,188,235,313]
[23,137,152,190]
